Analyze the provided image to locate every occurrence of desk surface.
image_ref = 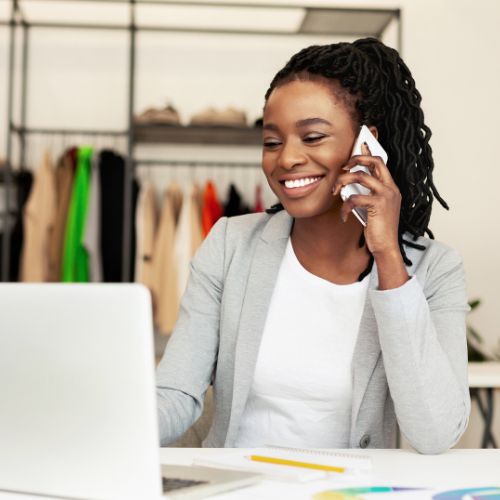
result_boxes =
[160,448,500,499]
[1,448,499,499]
[468,361,500,387]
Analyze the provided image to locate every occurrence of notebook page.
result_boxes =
[192,447,371,482]
[264,446,372,471]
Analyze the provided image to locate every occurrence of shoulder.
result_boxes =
[193,210,292,270]
[206,210,292,246]
[401,232,464,279]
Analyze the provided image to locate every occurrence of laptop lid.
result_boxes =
[0,284,162,500]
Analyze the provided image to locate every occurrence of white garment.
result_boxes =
[235,238,371,448]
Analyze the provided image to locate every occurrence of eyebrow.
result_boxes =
[263,117,333,131]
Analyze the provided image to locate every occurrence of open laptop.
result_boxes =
[0,284,259,499]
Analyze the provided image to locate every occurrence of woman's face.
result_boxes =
[262,79,359,219]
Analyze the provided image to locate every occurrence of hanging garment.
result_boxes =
[83,152,102,282]
[223,183,250,217]
[151,183,182,335]
[19,151,57,282]
[48,147,76,282]
[175,183,204,300]
[0,169,33,281]
[254,184,264,213]
[135,182,157,290]
[201,180,222,237]
[99,150,139,282]
[190,183,203,253]
[61,146,93,282]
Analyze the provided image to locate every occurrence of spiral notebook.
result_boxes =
[193,446,372,482]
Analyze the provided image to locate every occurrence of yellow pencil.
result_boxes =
[248,455,345,473]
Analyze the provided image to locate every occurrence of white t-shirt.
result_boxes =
[234,238,371,448]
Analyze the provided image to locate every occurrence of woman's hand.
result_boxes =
[333,142,410,290]
[332,142,401,257]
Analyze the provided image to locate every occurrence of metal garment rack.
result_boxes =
[1,0,401,282]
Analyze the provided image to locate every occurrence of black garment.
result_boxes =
[223,183,250,217]
[0,170,33,281]
[98,150,139,282]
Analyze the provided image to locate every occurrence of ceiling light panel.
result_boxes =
[300,9,395,36]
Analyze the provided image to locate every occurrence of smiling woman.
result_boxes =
[156,38,471,454]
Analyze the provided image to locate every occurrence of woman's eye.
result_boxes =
[263,141,281,148]
[304,135,325,143]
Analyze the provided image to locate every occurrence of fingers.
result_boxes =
[340,194,375,222]
[332,170,386,197]
[343,154,383,176]
[343,141,396,188]
[360,141,372,157]
[340,192,401,222]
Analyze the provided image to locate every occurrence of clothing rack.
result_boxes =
[1,0,401,282]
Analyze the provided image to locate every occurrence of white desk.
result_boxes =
[0,448,499,499]
[0,448,500,500]
[469,361,500,448]
[171,448,500,499]
[163,448,500,499]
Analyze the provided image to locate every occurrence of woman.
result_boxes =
[156,38,470,453]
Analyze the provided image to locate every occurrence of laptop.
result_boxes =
[0,284,259,499]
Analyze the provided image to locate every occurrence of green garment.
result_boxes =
[61,146,93,282]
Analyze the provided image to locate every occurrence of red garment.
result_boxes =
[202,181,223,237]
[254,184,264,213]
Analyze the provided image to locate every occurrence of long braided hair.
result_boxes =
[264,37,448,270]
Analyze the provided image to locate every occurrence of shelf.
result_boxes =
[133,124,262,146]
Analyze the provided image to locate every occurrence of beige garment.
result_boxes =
[151,184,182,335]
[134,183,157,290]
[20,151,57,282]
[174,183,204,300]
[189,183,203,256]
[48,150,75,282]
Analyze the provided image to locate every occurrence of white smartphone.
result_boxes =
[340,124,389,226]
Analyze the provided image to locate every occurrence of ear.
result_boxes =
[368,125,379,140]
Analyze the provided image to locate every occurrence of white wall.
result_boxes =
[1,0,499,448]
[397,0,500,448]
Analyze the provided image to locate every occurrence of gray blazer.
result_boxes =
[156,210,471,453]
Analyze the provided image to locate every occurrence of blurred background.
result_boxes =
[0,0,499,450]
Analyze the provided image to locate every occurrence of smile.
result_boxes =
[282,176,323,189]
[278,175,326,198]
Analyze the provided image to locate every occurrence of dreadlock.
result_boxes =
[264,37,448,271]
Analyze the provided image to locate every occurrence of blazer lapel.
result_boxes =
[225,211,292,446]
[351,262,382,428]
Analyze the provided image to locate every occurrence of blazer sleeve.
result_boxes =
[156,216,227,446]
[369,247,471,454]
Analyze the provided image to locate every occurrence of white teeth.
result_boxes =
[284,177,321,189]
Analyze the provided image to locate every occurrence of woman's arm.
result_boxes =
[369,247,471,454]
[156,217,227,446]
[335,142,470,453]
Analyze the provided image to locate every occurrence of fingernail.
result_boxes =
[342,166,351,171]
[341,213,347,223]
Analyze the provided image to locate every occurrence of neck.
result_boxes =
[291,209,365,263]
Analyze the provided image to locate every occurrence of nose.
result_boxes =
[278,138,307,170]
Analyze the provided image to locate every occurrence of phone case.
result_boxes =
[340,125,388,226]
